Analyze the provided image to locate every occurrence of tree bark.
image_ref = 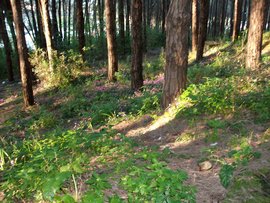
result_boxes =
[29,0,38,44]
[143,0,147,53]
[105,0,118,81]
[162,0,191,108]
[63,0,67,42]
[126,0,130,36]
[10,0,34,107]
[196,0,209,61]
[58,0,63,42]
[161,0,166,34]
[51,0,59,47]
[119,0,125,53]
[192,0,199,52]
[263,1,269,30]
[0,3,14,81]
[229,0,235,36]
[131,0,143,90]
[3,1,20,74]
[76,0,86,59]
[39,0,54,72]
[232,0,243,41]
[93,0,98,36]
[267,5,270,30]
[246,0,266,69]
[22,0,35,42]
[98,0,105,37]
[212,0,218,38]
[73,1,77,41]
[35,0,46,49]
[85,0,91,41]
[220,0,227,37]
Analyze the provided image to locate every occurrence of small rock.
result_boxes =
[210,142,218,147]
[198,161,213,171]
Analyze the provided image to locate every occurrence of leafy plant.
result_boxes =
[219,164,235,188]
[30,49,85,88]
[219,145,261,188]
[177,77,236,116]
[121,159,196,202]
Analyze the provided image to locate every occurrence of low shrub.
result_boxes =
[30,49,85,88]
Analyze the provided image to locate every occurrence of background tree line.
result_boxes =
[0,0,269,108]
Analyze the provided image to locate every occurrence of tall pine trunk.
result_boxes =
[10,0,34,107]
[39,0,54,72]
[196,0,209,61]
[126,0,130,36]
[131,0,143,90]
[76,0,85,59]
[35,0,46,49]
[58,0,63,42]
[0,4,14,81]
[105,0,118,81]
[246,0,266,69]
[192,0,199,52]
[119,0,125,54]
[29,0,38,43]
[4,1,20,74]
[232,0,243,41]
[51,0,59,47]
[163,0,191,108]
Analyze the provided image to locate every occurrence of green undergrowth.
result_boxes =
[0,127,195,202]
[1,32,270,202]
[174,38,270,123]
[224,169,270,202]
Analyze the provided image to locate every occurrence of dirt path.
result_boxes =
[114,115,227,202]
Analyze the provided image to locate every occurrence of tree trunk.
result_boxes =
[229,0,235,36]
[39,0,54,72]
[3,1,20,74]
[93,0,98,36]
[212,0,218,38]
[246,0,251,29]
[105,0,118,81]
[267,6,270,30]
[85,0,91,41]
[192,0,199,52]
[220,0,227,37]
[119,0,125,54]
[263,1,269,30]
[51,0,59,47]
[131,0,143,90]
[10,0,34,107]
[58,0,63,42]
[155,0,160,30]
[29,0,38,42]
[76,0,85,58]
[73,1,76,41]
[246,0,266,69]
[161,0,166,34]
[143,0,147,53]
[22,0,35,42]
[207,0,213,35]
[196,0,209,61]
[35,0,46,49]
[232,0,243,41]
[162,0,191,108]
[63,0,67,42]
[0,4,14,81]
[126,0,130,36]
[98,0,105,37]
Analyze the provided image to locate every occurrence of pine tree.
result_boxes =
[163,0,191,108]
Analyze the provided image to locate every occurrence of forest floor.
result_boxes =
[1,33,270,202]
